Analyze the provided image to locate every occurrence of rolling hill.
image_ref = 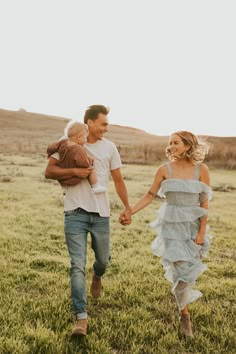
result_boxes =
[0,108,167,153]
[1,108,235,167]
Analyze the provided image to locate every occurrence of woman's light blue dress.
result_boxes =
[150,162,213,310]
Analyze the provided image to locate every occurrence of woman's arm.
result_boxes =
[131,164,167,215]
[195,163,210,245]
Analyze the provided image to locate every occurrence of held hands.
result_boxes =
[119,208,132,226]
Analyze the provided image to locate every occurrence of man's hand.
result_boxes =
[73,167,93,178]
[45,157,92,180]
[119,208,132,226]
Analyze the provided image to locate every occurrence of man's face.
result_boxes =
[87,113,109,141]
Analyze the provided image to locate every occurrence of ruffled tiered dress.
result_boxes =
[150,162,212,310]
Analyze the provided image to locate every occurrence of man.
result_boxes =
[45,105,131,337]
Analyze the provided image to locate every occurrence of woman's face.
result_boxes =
[167,134,189,159]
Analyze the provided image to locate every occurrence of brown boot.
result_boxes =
[179,313,193,337]
[71,319,87,337]
[90,271,102,298]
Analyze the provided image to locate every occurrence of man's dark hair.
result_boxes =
[84,105,110,124]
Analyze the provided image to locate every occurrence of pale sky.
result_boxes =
[0,0,235,137]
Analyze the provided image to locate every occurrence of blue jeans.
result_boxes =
[64,208,110,320]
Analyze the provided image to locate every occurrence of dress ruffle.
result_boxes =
[157,179,212,200]
[155,204,208,222]
[150,178,213,310]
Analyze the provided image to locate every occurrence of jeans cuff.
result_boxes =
[76,312,87,320]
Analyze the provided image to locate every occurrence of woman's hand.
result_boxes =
[194,232,205,245]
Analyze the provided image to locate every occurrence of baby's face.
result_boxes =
[76,128,89,145]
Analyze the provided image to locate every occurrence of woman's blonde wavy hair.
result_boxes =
[166,131,209,162]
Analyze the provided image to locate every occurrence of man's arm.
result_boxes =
[110,168,132,224]
[45,157,92,180]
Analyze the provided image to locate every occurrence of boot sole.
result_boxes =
[71,328,87,337]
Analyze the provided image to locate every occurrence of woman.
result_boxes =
[120,131,212,337]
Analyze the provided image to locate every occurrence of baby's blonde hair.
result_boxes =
[166,130,209,162]
[64,121,88,138]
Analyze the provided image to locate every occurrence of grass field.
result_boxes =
[0,153,235,354]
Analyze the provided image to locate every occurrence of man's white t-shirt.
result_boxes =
[53,138,122,217]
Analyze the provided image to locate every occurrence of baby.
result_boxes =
[47,121,106,194]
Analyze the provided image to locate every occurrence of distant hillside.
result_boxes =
[1,108,235,168]
[0,107,167,152]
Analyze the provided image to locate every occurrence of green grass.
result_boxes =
[0,153,235,354]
